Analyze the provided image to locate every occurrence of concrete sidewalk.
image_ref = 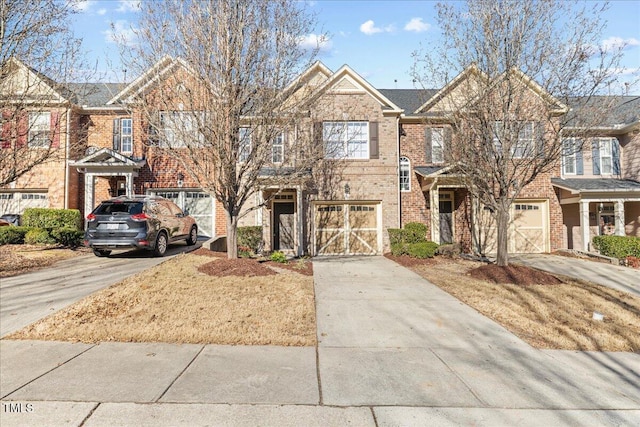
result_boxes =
[511,253,640,297]
[1,256,639,426]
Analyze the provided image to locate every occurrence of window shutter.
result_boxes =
[369,121,379,159]
[535,121,544,158]
[51,112,60,148]
[443,126,452,162]
[592,140,601,175]
[112,118,121,151]
[1,111,12,148]
[612,138,621,175]
[576,139,584,175]
[17,112,27,147]
[424,127,432,163]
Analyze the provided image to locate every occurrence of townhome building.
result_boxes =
[2,57,638,255]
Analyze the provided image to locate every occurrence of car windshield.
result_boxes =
[93,202,143,215]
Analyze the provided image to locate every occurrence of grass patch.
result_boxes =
[0,244,86,278]
[6,253,316,346]
[408,257,640,352]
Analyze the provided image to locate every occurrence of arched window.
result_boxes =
[400,156,410,192]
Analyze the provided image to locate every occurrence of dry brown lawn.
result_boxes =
[409,257,640,352]
[7,253,316,346]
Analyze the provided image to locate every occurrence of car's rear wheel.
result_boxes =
[93,249,111,257]
[186,226,198,246]
[153,231,168,257]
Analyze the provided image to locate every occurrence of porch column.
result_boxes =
[430,189,440,243]
[125,173,134,196]
[579,200,590,251]
[614,199,625,236]
[296,188,304,257]
[84,173,95,221]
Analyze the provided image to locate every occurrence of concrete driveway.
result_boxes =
[0,242,200,336]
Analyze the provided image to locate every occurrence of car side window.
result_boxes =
[156,201,172,216]
[146,201,162,216]
[166,201,184,217]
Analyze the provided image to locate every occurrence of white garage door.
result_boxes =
[0,192,48,215]
[479,200,548,254]
[151,190,214,237]
[314,202,380,255]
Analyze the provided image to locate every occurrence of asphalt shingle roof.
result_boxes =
[551,178,640,193]
[64,83,124,107]
[379,89,438,115]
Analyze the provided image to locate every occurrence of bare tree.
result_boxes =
[120,0,326,258]
[413,0,630,266]
[0,0,86,186]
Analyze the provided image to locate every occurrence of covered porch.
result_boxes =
[552,178,640,251]
[70,148,145,217]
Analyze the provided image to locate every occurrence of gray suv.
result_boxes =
[84,195,198,257]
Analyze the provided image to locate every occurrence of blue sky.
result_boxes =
[72,0,639,92]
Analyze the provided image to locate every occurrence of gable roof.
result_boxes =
[305,63,403,114]
[71,147,144,168]
[551,178,640,194]
[1,57,72,104]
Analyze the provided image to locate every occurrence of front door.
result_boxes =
[273,202,295,251]
[439,200,453,244]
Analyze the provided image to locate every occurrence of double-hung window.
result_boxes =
[159,112,203,148]
[562,138,577,175]
[323,121,369,159]
[239,127,251,162]
[431,128,444,163]
[512,122,534,158]
[399,156,411,191]
[598,138,613,175]
[272,133,284,163]
[28,112,50,148]
[113,118,133,152]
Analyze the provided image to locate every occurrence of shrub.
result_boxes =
[24,228,55,245]
[0,226,32,245]
[238,226,262,254]
[390,242,408,256]
[22,208,82,230]
[388,222,429,245]
[406,241,439,259]
[51,227,85,248]
[592,235,640,259]
[270,250,287,263]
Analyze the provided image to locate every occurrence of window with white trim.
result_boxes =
[598,138,613,175]
[28,112,50,148]
[323,121,369,159]
[399,156,410,191]
[562,138,577,175]
[121,118,132,152]
[492,121,535,158]
[272,133,284,163]
[239,127,251,162]
[432,129,444,163]
[159,112,203,148]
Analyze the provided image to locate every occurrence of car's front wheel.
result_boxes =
[93,249,111,257]
[186,226,198,246]
[153,231,168,257]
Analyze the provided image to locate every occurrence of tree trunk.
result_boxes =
[495,202,510,267]
[226,210,239,259]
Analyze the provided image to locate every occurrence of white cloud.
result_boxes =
[404,17,430,33]
[71,0,94,13]
[360,20,394,36]
[299,33,332,53]
[116,0,141,13]
[104,20,138,47]
[97,8,107,16]
[601,36,640,52]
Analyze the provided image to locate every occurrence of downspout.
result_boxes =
[64,107,71,209]
[396,116,401,228]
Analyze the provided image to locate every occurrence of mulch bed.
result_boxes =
[193,247,313,277]
[198,258,276,277]
[384,253,438,268]
[469,263,563,285]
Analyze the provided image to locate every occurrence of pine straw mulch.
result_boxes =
[389,254,640,352]
[6,249,316,346]
[191,247,313,277]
